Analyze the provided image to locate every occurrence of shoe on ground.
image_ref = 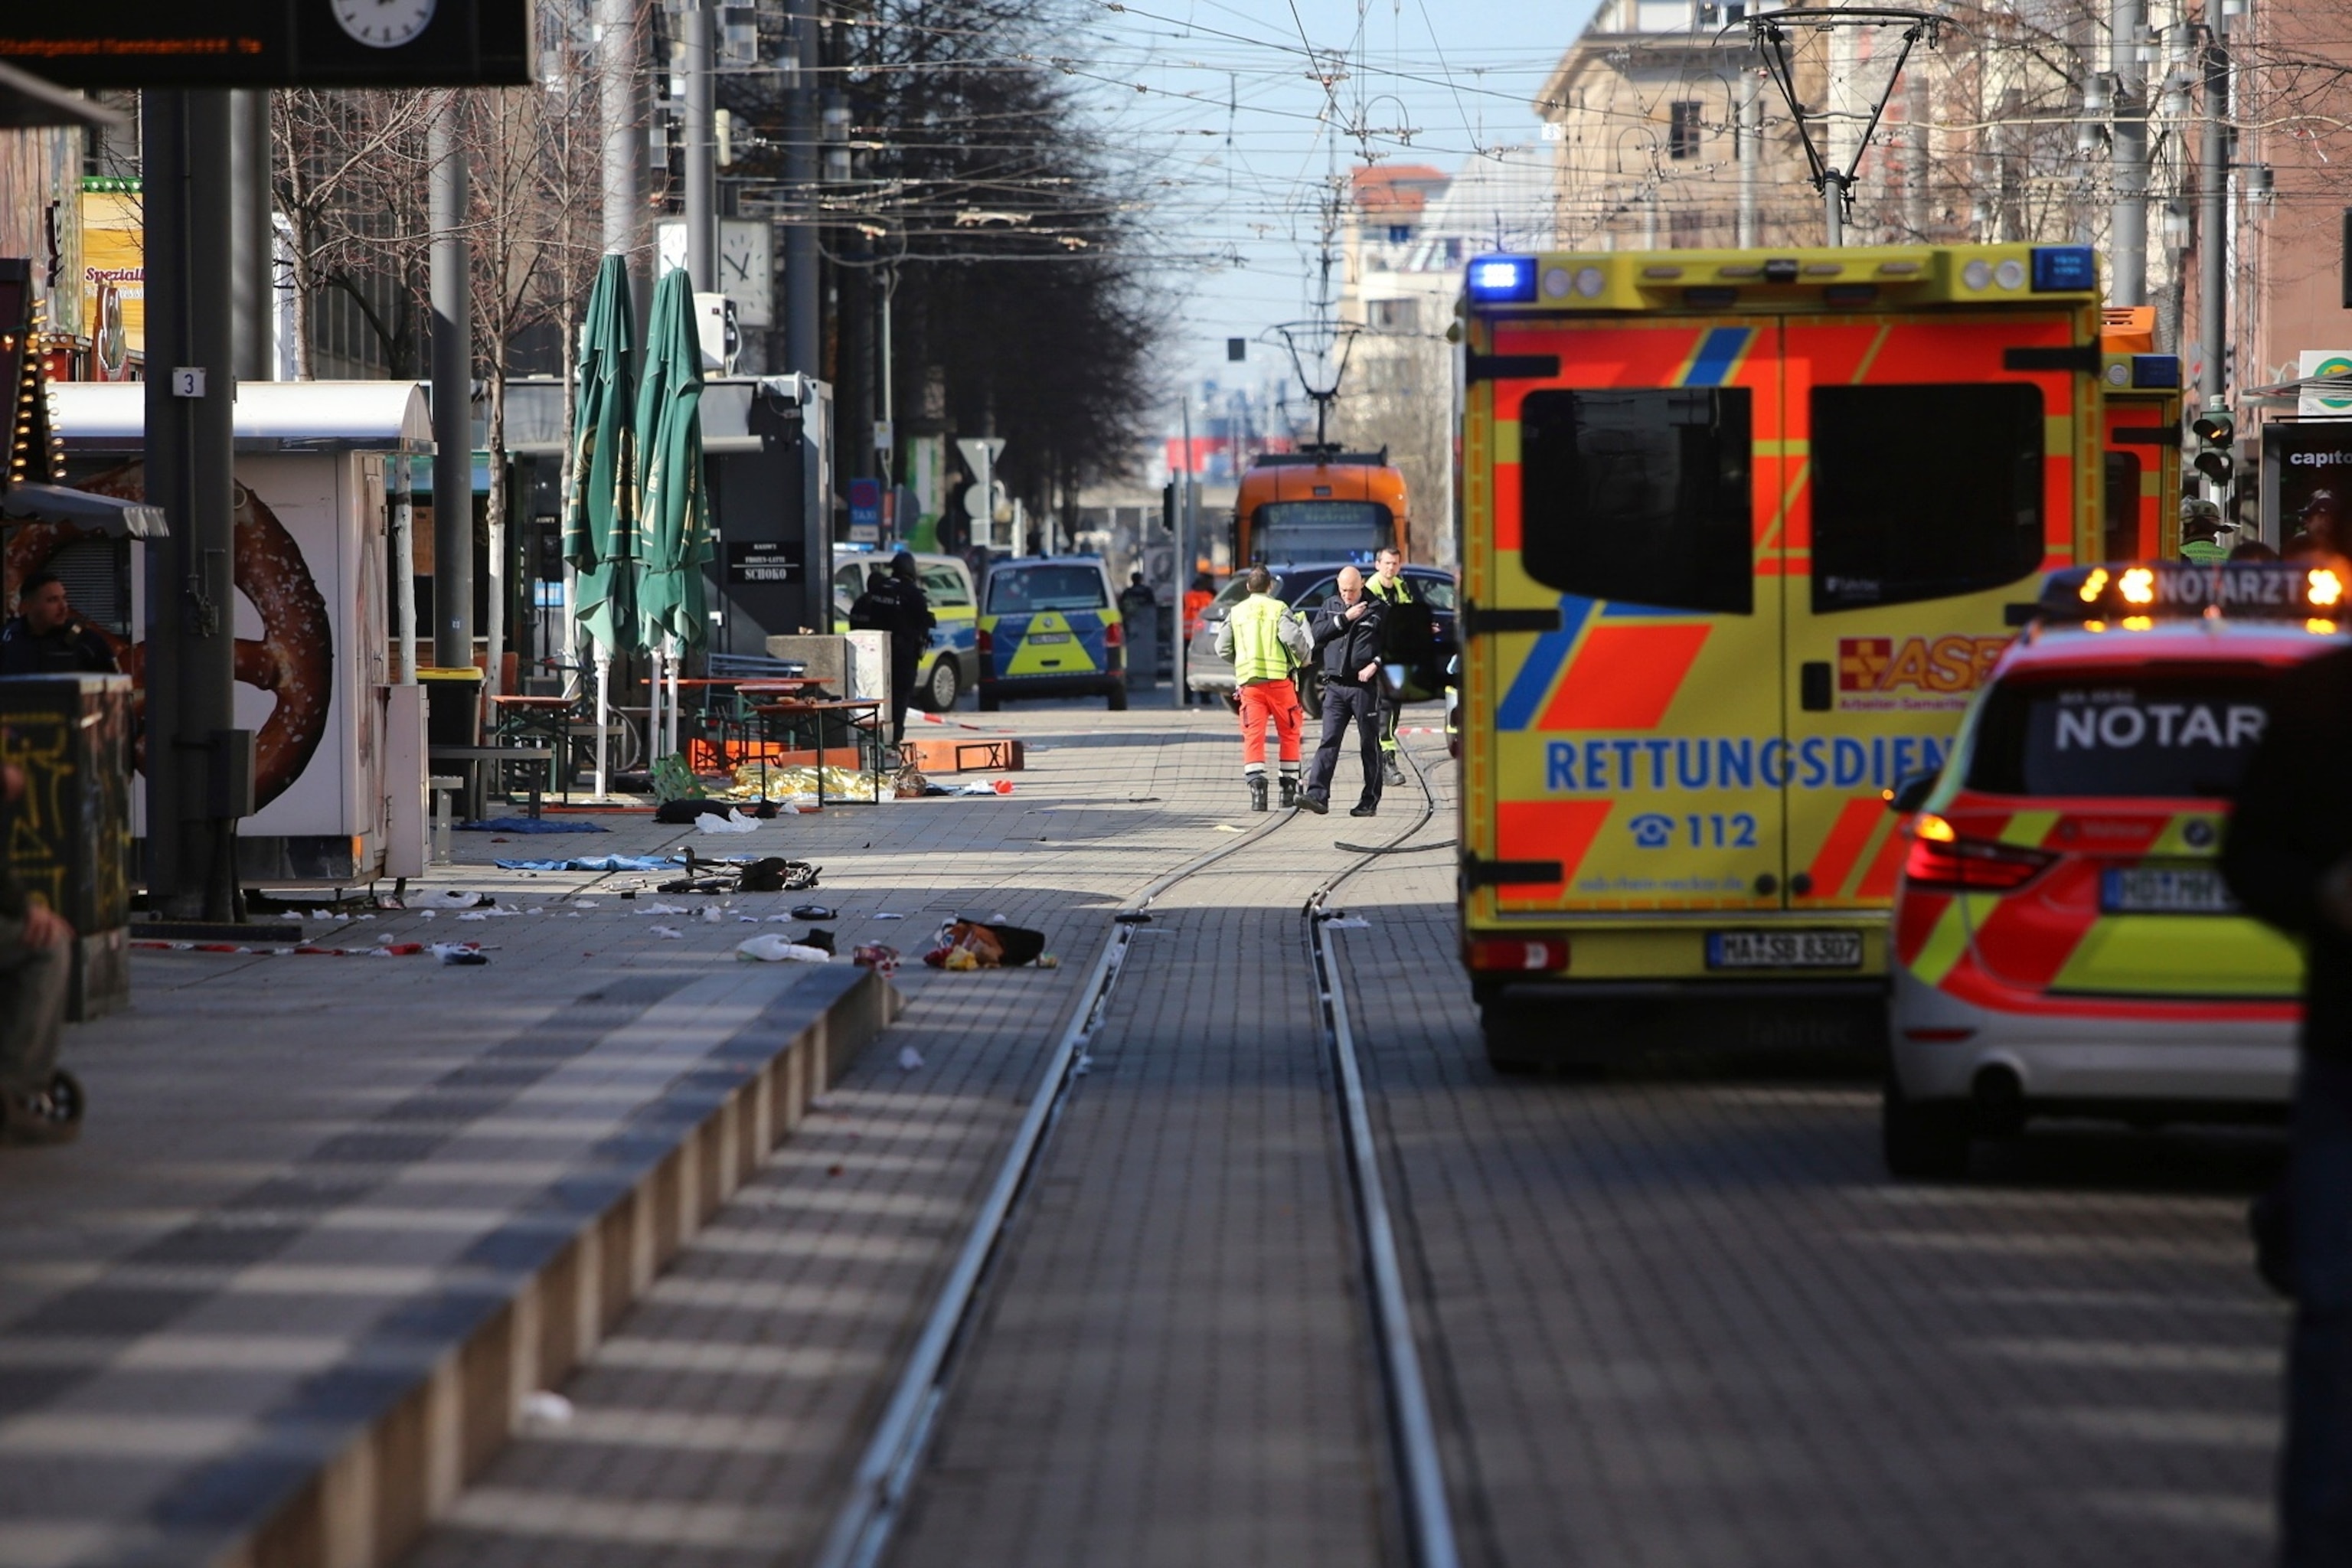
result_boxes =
[1279,779,1298,808]
[1383,758,1404,785]
[1300,794,1329,815]
[1247,779,1269,812]
[1350,803,1378,818]
[0,1076,82,1147]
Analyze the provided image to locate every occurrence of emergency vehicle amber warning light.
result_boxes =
[2034,563,2350,625]
[1467,255,1537,302]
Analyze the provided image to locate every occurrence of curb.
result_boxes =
[198,964,901,1568]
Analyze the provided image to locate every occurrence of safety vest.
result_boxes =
[2180,538,2229,564]
[1367,573,1412,605]
[1228,593,1296,684]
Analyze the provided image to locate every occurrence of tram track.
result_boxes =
[810,737,1467,1568]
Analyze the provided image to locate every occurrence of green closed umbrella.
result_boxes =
[561,253,637,796]
[563,253,638,665]
[633,266,711,658]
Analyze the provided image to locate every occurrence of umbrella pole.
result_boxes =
[665,635,681,761]
[594,653,611,801]
[648,644,666,768]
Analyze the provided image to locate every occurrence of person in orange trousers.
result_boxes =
[1215,566,1312,810]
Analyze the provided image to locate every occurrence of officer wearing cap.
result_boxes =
[2288,492,2345,562]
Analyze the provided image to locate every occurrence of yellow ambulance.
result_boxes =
[1455,243,2105,1067]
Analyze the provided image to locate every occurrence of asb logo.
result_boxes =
[1834,635,2010,708]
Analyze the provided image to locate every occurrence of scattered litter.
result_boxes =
[517,1391,573,1430]
[413,889,485,908]
[737,934,830,963]
[897,1046,925,1070]
[456,911,488,922]
[649,926,684,939]
[873,912,904,921]
[1212,824,1245,834]
[633,903,688,916]
[952,779,1014,795]
[737,914,760,923]
[693,808,763,835]
[852,943,900,973]
[430,942,488,965]
[1038,954,1060,968]
[575,900,601,908]
[765,913,796,923]
[789,903,835,921]
[494,854,676,872]
[922,917,1047,969]
[701,906,724,923]
[309,909,333,920]
[416,910,437,921]
[459,817,608,835]
[1322,916,1371,929]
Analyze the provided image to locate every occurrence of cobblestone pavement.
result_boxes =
[1335,744,2288,1568]
[0,705,1250,1568]
[391,710,2285,1568]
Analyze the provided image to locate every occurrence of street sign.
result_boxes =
[0,0,534,87]
[955,436,1005,475]
[848,477,882,546]
[2300,350,2352,418]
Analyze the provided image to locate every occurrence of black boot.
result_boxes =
[1279,776,1298,808]
[1383,754,1405,787]
[1248,776,1269,812]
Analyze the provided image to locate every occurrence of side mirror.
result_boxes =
[1884,772,1937,815]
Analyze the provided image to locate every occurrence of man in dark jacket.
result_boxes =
[2220,641,2352,1564]
[1299,566,1387,818]
[849,554,934,746]
[0,572,118,676]
[0,759,77,1145]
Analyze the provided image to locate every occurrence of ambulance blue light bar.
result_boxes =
[2032,563,2350,625]
[2030,245,2098,292]
[1467,255,1537,302]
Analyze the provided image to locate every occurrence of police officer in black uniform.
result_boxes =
[0,573,117,677]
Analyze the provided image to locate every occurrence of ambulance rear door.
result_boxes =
[1776,308,2094,915]
[1468,313,1789,921]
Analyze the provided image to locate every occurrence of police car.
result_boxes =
[976,555,1126,710]
[1881,561,2341,1178]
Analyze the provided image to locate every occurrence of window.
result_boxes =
[2102,451,2143,563]
[1369,298,1419,333]
[986,565,1107,613]
[1387,223,1413,243]
[1669,100,1701,161]
[920,564,972,607]
[1965,672,2278,799]
[1282,576,1340,609]
[1519,387,1756,615]
[1407,573,1457,611]
[1809,384,2045,613]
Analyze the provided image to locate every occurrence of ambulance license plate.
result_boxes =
[2102,867,2238,914]
[1029,632,1072,644]
[1706,930,1863,969]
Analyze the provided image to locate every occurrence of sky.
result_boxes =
[1051,0,1602,403]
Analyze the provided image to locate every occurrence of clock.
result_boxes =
[333,0,439,49]
[720,222,775,328]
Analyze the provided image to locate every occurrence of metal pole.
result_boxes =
[1175,390,1192,707]
[1904,61,1929,240]
[227,90,273,383]
[2197,12,2229,423]
[142,89,240,920]
[1823,174,1844,247]
[786,3,821,376]
[1736,72,1759,249]
[2111,0,2150,305]
[599,0,640,259]
[430,96,475,672]
[394,455,417,684]
[684,0,716,292]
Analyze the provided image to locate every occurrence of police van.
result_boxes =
[976,555,1126,710]
[1455,243,2106,1067]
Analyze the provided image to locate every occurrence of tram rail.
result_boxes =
[810,737,1464,1568]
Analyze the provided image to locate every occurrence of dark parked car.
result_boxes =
[1185,562,1457,715]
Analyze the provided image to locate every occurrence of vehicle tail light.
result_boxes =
[1104,620,1123,648]
[978,626,993,657]
[1467,937,1567,972]
[1903,813,2056,893]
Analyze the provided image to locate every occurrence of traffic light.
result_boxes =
[2192,404,2236,488]
[1161,479,1177,532]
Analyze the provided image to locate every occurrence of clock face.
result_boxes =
[332,0,437,48]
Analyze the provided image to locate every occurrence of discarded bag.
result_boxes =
[921,917,1047,969]
[853,943,900,974]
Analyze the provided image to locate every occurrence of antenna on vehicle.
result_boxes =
[1269,319,1364,457]
[1736,8,1944,246]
